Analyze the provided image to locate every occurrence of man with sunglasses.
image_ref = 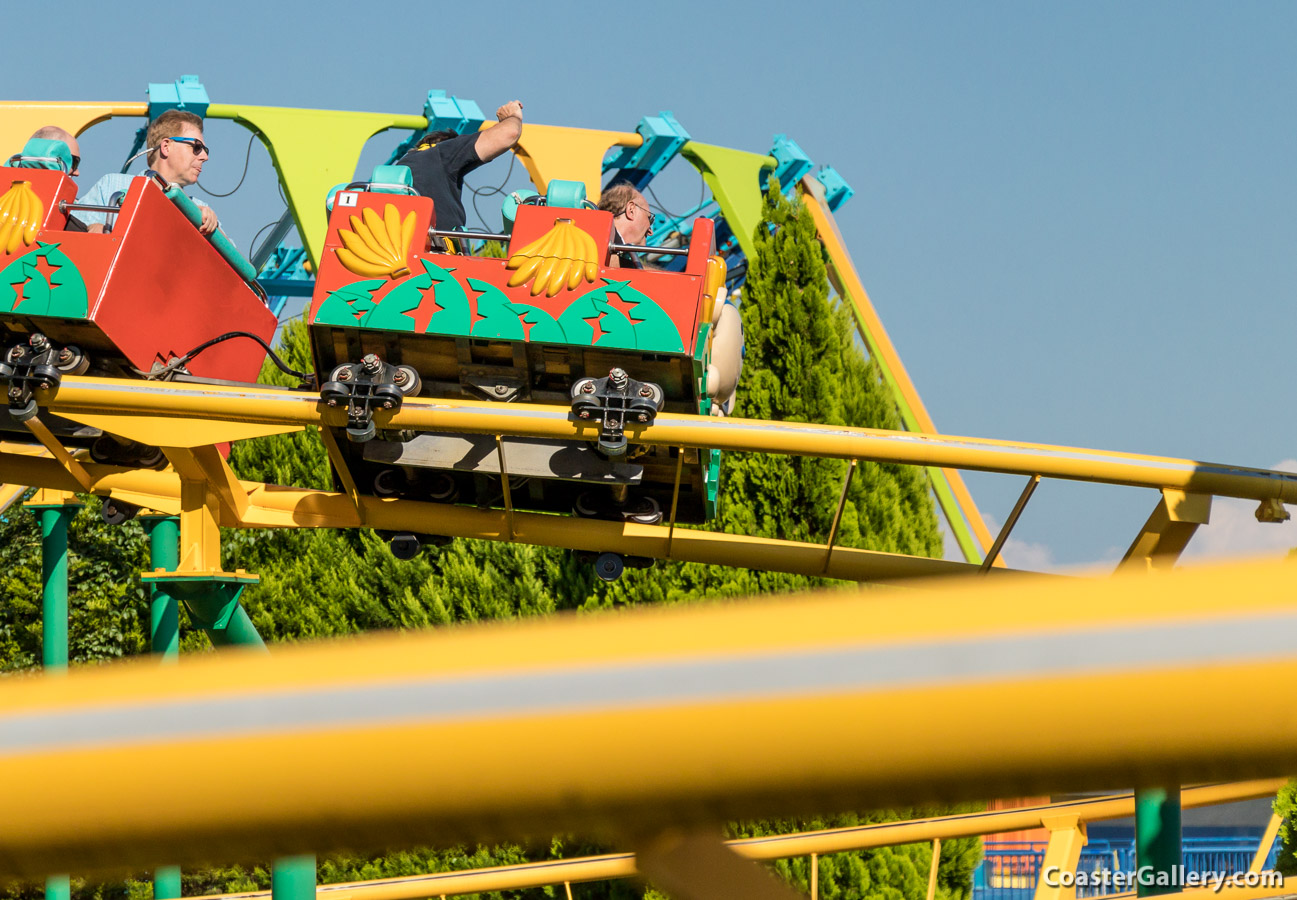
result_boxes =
[596,181,654,268]
[79,110,219,235]
[16,126,82,176]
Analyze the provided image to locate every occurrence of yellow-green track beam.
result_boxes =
[800,180,997,564]
[1,556,1296,876]
[204,105,427,268]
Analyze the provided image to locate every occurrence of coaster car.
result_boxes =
[307,171,731,537]
[0,138,275,465]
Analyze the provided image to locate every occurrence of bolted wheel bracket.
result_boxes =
[320,355,420,443]
[0,333,88,421]
[570,367,664,456]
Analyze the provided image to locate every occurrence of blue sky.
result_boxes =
[10,1,1297,569]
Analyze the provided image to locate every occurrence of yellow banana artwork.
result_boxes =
[0,181,45,256]
[505,218,601,298]
[334,203,416,279]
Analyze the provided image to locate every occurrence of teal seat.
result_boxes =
[545,179,587,209]
[7,138,73,172]
[501,188,540,233]
[324,165,416,214]
[368,165,414,194]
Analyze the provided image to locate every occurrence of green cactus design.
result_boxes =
[314,279,385,326]
[0,242,89,318]
[602,279,685,353]
[557,287,638,349]
[466,278,524,340]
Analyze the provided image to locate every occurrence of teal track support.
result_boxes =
[153,866,181,899]
[36,504,80,672]
[141,573,266,651]
[142,516,181,661]
[272,855,315,900]
[142,516,183,897]
[33,500,80,900]
[186,590,266,650]
[1136,786,1182,896]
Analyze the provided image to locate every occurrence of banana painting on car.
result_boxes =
[307,177,729,569]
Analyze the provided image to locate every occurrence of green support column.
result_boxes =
[1136,786,1181,896]
[271,855,315,900]
[140,573,266,651]
[141,516,180,661]
[184,587,267,650]
[141,516,183,899]
[30,496,81,900]
[152,867,181,900]
[35,503,80,671]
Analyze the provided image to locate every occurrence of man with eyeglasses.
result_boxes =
[78,109,219,235]
[596,182,654,268]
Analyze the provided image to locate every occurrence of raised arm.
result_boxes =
[475,100,524,162]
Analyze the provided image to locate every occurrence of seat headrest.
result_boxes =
[545,179,587,210]
[368,165,414,192]
[9,138,73,172]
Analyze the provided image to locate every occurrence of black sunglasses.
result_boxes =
[168,136,211,157]
[69,154,80,173]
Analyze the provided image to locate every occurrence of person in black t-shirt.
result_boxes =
[397,99,524,232]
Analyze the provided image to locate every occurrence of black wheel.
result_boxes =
[394,365,422,396]
[134,445,166,469]
[425,471,458,503]
[594,552,624,582]
[373,468,404,497]
[622,496,662,526]
[102,499,140,526]
[56,345,89,376]
[9,398,37,422]
[345,421,376,443]
[90,436,117,464]
[388,532,422,560]
[574,490,603,518]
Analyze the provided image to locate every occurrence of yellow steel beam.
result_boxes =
[41,378,1297,506]
[1118,490,1212,573]
[511,123,642,200]
[1,558,1296,876]
[1249,812,1283,874]
[0,448,1010,582]
[0,101,146,161]
[187,781,1285,900]
[163,445,250,523]
[22,417,91,491]
[66,411,304,447]
[1033,816,1087,900]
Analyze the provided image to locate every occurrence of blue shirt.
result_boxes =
[76,171,212,230]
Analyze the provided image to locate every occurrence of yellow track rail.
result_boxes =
[40,378,1297,504]
[187,780,1285,900]
[0,376,1287,581]
[1,556,1294,876]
